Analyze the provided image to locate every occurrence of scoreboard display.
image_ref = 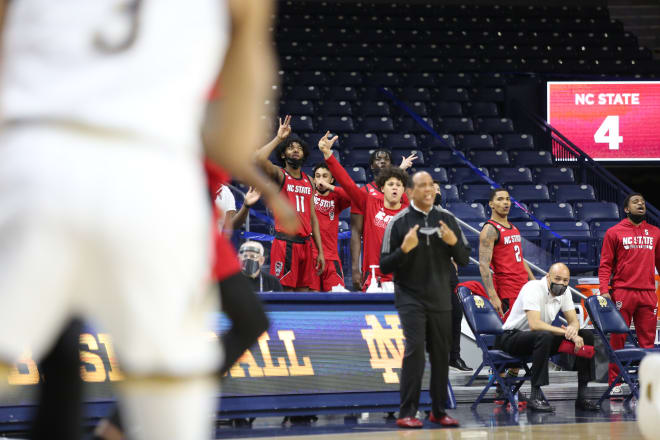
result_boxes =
[547,81,660,161]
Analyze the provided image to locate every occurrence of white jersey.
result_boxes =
[0,0,228,153]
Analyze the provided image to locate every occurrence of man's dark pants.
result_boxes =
[398,305,452,418]
[499,329,594,387]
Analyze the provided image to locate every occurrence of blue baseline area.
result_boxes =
[0,293,455,432]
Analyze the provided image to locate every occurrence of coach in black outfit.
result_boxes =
[380,171,471,429]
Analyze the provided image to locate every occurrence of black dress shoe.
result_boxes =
[449,358,473,371]
[528,398,555,412]
[575,399,601,411]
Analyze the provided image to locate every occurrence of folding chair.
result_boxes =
[584,295,655,406]
[457,287,534,411]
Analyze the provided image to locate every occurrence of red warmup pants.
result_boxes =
[608,288,658,385]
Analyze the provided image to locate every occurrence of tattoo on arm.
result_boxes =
[479,225,498,295]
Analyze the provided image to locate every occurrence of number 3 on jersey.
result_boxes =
[295,195,306,213]
[513,244,522,262]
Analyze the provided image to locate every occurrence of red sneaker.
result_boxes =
[428,413,459,427]
[396,417,423,429]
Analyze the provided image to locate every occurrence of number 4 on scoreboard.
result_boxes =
[594,115,623,150]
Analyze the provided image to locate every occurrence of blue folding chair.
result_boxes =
[584,295,657,406]
[457,287,534,411]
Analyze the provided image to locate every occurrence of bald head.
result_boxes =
[411,171,435,210]
[548,262,570,278]
[546,262,570,294]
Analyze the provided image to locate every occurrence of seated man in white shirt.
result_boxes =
[497,263,600,412]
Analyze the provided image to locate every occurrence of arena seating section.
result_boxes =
[239,1,660,279]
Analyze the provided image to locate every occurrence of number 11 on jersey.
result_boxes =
[295,195,305,213]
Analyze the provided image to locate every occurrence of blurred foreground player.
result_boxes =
[0,0,296,439]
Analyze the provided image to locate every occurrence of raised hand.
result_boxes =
[318,131,339,159]
[277,115,292,140]
[244,187,261,207]
[399,153,418,170]
[401,224,420,254]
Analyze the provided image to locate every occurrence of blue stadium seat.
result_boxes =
[534,167,575,184]
[591,220,619,239]
[451,166,490,185]
[542,221,591,237]
[343,133,380,150]
[426,150,465,167]
[392,149,425,166]
[437,72,473,87]
[290,115,315,132]
[288,85,322,100]
[330,71,364,86]
[552,184,597,202]
[476,117,514,134]
[382,134,418,150]
[280,100,315,115]
[492,167,533,184]
[338,220,350,232]
[318,101,353,116]
[295,70,328,85]
[575,202,620,222]
[327,86,359,101]
[446,202,487,222]
[508,184,551,202]
[307,149,339,166]
[467,102,499,117]
[422,134,456,150]
[433,101,464,117]
[472,87,505,102]
[317,115,355,133]
[364,71,400,87]
[360,116,395,132]
[408,101,429,117]
[530,202,576,222]
[511,150,553,167]
[469,150,510,167]
[344,150,374,167]
[440,184,461,202]
[410,166,449,184]
[401,87,432,101]
[435,87,470,102]
[509,201,531,221]
[358,101,391,116]
[457,134,495,150]
[462,184,496,203]
[346,166,367,184]
[407,72,436,87]
[398,116,435,134]
[339,208,351,222]
[496,133,535,150]
[436,117,475,133]
[516,221,542,239]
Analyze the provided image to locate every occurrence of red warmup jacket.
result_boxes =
[598,218,660,295]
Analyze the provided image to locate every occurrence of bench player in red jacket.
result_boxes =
[599,193,660,395]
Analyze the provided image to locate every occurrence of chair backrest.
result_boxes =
[585,295,633,335]
[458,287,504,335]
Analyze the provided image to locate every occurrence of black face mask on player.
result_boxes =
[285,157,303,169]
[627,211,646,224]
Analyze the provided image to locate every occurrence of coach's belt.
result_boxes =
[275,232,310,244]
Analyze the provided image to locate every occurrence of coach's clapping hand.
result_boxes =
[438,220,457,246]
[401,225,419,254]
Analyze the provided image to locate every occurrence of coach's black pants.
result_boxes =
[449,292,463,362]
[498,329,594,387]
[398,305,451,418]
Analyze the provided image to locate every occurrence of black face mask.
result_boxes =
[549,282,567,297]
[241,259,260,277]
[285,157,303,169]
[434,194,442,206]
[627,212,646,224]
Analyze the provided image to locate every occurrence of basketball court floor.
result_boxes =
[214,400,641,439]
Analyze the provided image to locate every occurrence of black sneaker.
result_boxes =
[528,398,555,412]
[575,399,601,411]
[449,358,473,371]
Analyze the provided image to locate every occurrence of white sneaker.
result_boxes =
[610,385,624,401]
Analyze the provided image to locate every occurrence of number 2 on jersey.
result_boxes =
[513,244,522,262]
[295,195,306,213]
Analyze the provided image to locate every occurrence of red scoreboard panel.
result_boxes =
[547,81,660,161]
